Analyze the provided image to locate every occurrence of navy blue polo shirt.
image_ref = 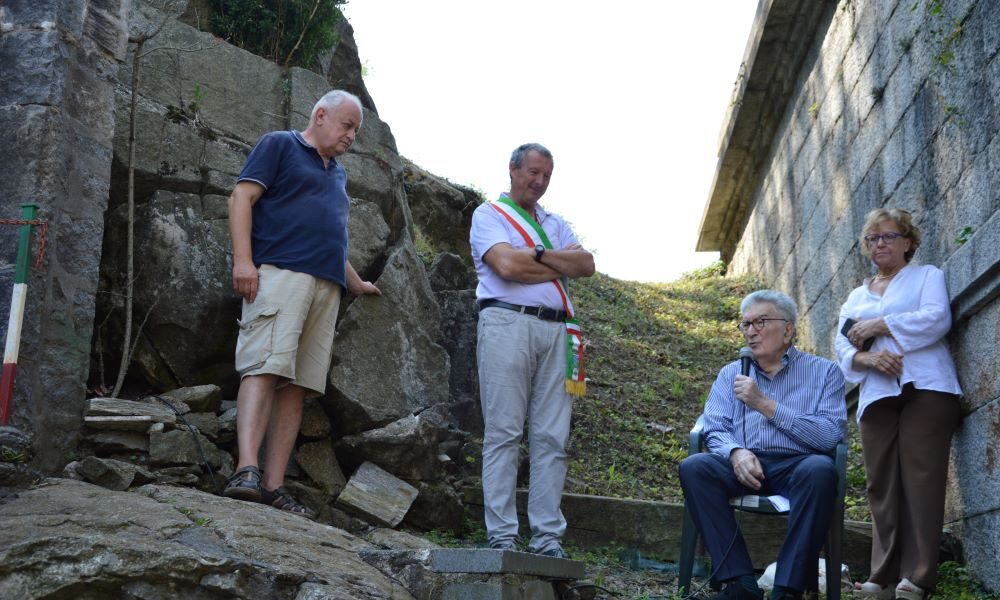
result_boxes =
[237,130,349,289]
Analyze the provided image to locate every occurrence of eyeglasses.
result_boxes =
[737,317,789,333]
[864,232,904,246]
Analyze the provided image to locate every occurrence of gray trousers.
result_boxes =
[477,307,572,552]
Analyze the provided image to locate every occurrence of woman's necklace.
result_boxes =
[872,267,901,282]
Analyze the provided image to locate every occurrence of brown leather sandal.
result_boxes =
[223,465,262,502]
[261,486,317,520]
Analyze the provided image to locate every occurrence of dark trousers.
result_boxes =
[679,452,837,592]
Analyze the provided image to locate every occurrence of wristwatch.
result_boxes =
[534,244,546,263]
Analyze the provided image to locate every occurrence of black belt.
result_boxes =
[479,299,567,322]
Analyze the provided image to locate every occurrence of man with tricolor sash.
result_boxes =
[470,142,595,558]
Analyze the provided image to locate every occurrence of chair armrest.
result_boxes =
[835,440,848,499]
[688,415,706,456]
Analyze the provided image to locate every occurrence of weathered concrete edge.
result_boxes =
[430,548,584,580]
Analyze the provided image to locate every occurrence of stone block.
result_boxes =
[430,549,584,580]
[149,428,223,469]
[945,397,1000,522]
[124,1,286,145]
[86,397,182,423]
[944,209,1000,325]
[180,412,220,440]
[347,199,391,276]
[441,581,555,600]
[299,398,332,440]
[336,411,447,480]
[84,415,155,432]
[78,456,155,491]
[947,508,1000,592]
[0,30,66,106]
[160,385,222,413]
[295,440,346,496]
[336,461,418,527]
[86,431,150,454]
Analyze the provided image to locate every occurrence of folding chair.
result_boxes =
[677,416,847,599]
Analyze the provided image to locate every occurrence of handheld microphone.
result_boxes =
[739,346,753,377]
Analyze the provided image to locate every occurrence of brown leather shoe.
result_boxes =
[260,485,317,520]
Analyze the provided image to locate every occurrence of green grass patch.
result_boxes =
[565,264,760,501]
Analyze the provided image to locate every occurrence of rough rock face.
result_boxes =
[94,0,409,394]
[403,162,480,260]
[0,0,130,472]
[0,479,415,599]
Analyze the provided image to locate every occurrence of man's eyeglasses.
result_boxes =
[737,317,789,333]
[864,232,904,246]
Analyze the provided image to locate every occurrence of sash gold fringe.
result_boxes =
[565,379,586,396]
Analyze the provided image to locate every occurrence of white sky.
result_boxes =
[342,1,760,283]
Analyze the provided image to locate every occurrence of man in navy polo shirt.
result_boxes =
[223,89,380,519]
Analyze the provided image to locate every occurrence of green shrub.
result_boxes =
[209,0,345,68]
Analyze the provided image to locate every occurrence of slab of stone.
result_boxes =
[159,385,222,413]
[86,431,150,454]
[178,412,220,440]
[299,397,332,439]
[429,549,583,581]
[84,415,155,432]
[86,398,180,424]
[336,462,418,527]
[78,457,155,491]
[441,581,555,600]
[294,440,347,496]
[149,429,223,469]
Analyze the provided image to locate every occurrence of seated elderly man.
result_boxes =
[679,289,847,600]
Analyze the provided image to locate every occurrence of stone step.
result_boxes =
[462,485,873,574]
[430,548,584,580]
[361,547,585,600]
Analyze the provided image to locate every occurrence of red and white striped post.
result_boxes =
[0,203,40,425]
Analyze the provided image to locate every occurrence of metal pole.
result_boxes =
[0,203,39,424]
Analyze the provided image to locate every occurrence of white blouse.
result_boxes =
[836,263,963,421]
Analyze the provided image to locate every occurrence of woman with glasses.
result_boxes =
[835,208,962,600]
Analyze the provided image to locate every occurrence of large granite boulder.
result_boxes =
[0,479,415,599]
[326,244,450,433]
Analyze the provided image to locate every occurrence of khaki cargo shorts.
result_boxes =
[234,264,342,397]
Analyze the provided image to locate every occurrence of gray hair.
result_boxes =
[310,90,363,125]
[510,143,553,168]
[740,289,798,324]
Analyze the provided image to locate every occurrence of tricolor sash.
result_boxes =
[490,195,586,396]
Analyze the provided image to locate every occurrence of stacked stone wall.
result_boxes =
[728,0,1000,585]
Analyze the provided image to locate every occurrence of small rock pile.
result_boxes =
[64,384,470,536]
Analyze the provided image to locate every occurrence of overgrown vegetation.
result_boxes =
[936,561,1000,600]
[564,263,758,502]
[209,0,345,68]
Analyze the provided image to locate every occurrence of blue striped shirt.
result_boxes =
[704,346,847,458]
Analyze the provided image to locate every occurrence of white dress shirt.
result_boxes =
[836,263,963,421]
